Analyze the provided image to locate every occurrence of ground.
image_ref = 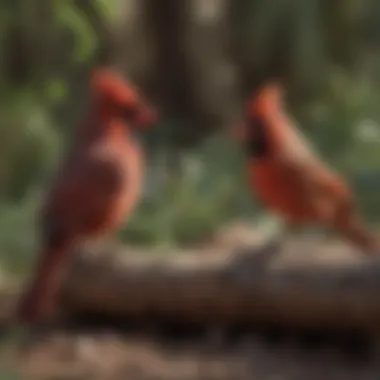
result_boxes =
[1,227,380,380]
[2,325,380,380]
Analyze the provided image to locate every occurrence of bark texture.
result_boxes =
[60,240,380,332]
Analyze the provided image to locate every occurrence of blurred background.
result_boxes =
[0,0,380,277]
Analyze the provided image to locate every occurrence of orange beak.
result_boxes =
[135,105,158,129]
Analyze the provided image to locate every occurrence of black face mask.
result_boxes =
[115,104,145,139]
[245,116,270,159]
[116,104,139,124]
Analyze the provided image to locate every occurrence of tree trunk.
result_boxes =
[61,240,380,332]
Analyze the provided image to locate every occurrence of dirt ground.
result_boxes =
[0,323,377,380]
[2,228,380,380]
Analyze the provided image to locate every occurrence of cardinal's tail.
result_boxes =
[333,203,380,255]
[15,238,71,324]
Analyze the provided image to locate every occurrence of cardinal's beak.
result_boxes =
[135,105,159,129]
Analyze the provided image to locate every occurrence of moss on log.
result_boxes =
[60,239,380,331]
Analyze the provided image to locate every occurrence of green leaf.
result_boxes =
[46,78,68,104]
[56,0,97,63]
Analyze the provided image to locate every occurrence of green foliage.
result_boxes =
[0,92,61,201]
[0,371,21,380]
[1,0,380,278]
[93,0,120,21]
[120,134,255,248]
[56,0,98,63]
[0,192,40,274]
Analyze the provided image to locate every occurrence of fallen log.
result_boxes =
[60,239,380,332]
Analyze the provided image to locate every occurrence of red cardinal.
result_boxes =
[232,82,379,254]
[15,67,157,324]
